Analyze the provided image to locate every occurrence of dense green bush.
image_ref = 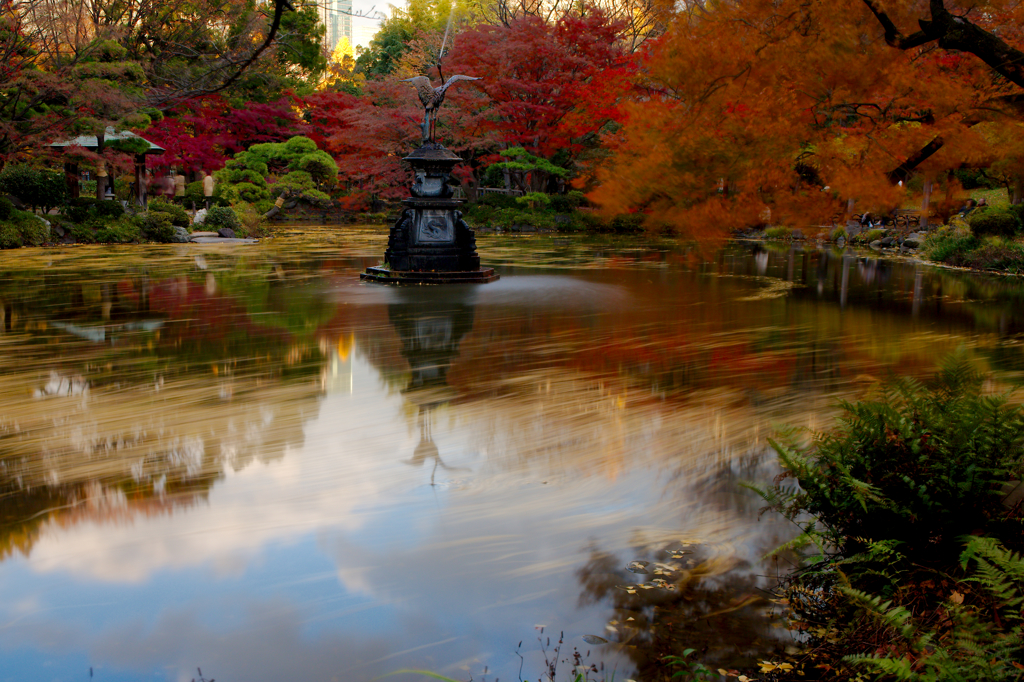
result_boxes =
[94,217,142,244]
[0,165,67,213]
[140,212,175,242]
[924,228,980,265]
[183,181,229,208]
[96,200,125,219]
[67,218,138,244]
[764,226,792,239]
[852,228,885,244]
[953,168,1000,190]
[203,206,241,232]
[842,535,1024,682]
[216,136,338,206]
[1010,203,1024,229]
[252,199,276,216]
[969,207,1021,238]
[148,199,190,227]
[66,197,102,223]
[0,223,20,249]
[610,214,644,232]
[548,190,586,213]
[0,210,50,248]
[66,197,125,223]
[758,353,1024,582]
[0,196,13,220]
[753,355,1024,682]
[478,193,520,210]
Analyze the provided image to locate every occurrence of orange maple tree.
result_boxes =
[586,0,1024,239]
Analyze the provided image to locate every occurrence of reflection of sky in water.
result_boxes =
[7,236,1022,681]
[1,345,769,682]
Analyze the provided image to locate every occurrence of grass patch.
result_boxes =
[851,228,885,244]
[764,226,792,239]
[970,187,1011,209]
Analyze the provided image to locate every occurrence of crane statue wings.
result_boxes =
[401,75,480,145]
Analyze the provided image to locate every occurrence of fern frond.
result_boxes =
[839,586,916,640]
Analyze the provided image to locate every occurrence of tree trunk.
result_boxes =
[887,137,944,185]
[135,154,147,207]
[64,162,80,199]
[96,133,107,201]
[920,176,933,229]
[1013,176,1023,205]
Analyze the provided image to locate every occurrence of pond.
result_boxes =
[1,228,1023,682]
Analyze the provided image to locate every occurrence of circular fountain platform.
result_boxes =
[360,266,499,285]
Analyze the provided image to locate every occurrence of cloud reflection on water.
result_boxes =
[3,236,1021,680]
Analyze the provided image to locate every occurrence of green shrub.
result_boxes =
[853,228,885,244]
[183,181,228,208]
[67,197,124,222]
[751,355,1024,682]
[1009,203,1024,229]
[94,217,142,243]
[478,193,520,210]
[0,196,12,220]
[0,223,20,249]
[755,352,1024,582]
[19,215,48,246]
[0,210,50,248]
[66,197,103,223]
[252,199,276,216]
[203,206,241,232]
[148,199,190,227]
[765,226,792,239]
[0,165,67,213]
[969,208,1020,238]
[924,228,980,265]
[140,212,175,242]
[95,200,125,219]
[842,536,1024,682]
[515,192,551,209]
[961,242,1024,273]
[610,213,644,232]
[548,192,585,213]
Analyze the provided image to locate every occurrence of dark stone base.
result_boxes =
[360,266,499,285]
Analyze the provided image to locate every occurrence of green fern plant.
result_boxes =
[752,350,1024,584]
[841,536,1024,682]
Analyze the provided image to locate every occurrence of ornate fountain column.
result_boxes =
[361,73,497,285]
[361,143,497,284]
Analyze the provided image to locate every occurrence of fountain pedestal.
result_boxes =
[361,143,498,285]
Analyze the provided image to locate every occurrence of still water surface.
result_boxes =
[1,228,1023,682]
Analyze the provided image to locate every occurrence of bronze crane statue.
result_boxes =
[401,74,480,144]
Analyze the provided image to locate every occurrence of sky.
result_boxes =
[351,0,391,51]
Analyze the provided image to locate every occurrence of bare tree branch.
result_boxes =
[861,0,1024,89]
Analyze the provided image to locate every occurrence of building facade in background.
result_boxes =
[322,0,354,53]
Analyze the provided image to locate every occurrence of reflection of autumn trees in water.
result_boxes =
[0,259,333,560]
[3,238,1024,583]
[575,544,784,681]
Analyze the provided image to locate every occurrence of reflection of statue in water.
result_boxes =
[388,289,476,484]
[402,407,467,485]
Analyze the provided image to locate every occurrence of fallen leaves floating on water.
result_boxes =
[759,661,794,673]
[735,279,801,301]
[581,635,608,645]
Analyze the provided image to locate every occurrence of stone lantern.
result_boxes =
[361,75,498,285]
